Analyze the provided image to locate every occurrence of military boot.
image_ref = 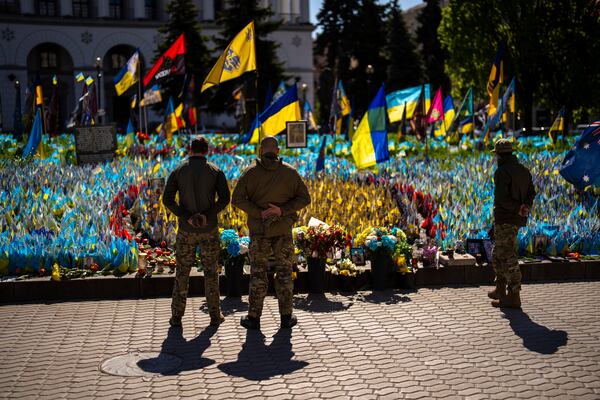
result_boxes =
[491,289,521,309]
[280,314,297,329]
[488,281,507,300]
[210,312,225,326]
[240,315,260,330]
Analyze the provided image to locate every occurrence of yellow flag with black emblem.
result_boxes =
[201,21,256,92]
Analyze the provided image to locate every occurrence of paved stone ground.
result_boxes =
[0,282,599,399]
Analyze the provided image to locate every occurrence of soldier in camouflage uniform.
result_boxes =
[163,137,230,327]
[490,139,536,309]
[232,136,310,330]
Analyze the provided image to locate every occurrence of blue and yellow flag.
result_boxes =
[75,72,85,82]
[242,84,301,144]
[487,45,504,117]
[201,21,256,92]
[273,81,287,103]
[351,84,389,169]
[34,73,43,108]
[386,84,430,123]
[23,109,43,158]
[114,50,140,96]
[434,95,455,137]
[548,106,565,146]
[303,100,318,131]
[337,81,351,117]
[316,135,327,172]
[164,97,180,144]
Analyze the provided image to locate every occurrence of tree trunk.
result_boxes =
[520,90,533,136]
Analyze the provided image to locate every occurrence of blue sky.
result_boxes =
[309,0,424,30]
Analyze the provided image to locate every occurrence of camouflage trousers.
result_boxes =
[492,223,522,293]
[248,235,295,318]
[172,229,221,318]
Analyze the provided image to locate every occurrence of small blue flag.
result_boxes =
[23,109,42,158]
[560,121,600,190]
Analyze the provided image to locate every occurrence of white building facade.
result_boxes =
[0,0,313,131]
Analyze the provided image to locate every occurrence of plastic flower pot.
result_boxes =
[370,251,392,290]
[225,256,245,298]
[307,257,326,294]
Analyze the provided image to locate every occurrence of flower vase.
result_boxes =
[338,274,355,292]
[307,257,326,294]
[225,256,245,298]
[371,251,391,291]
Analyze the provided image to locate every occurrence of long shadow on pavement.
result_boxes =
[199,296,249,316]
[218,329,308,380]
[502,309,568,354]
[138,326,217,375]
[350,289,412,305]
[293,293,353,313]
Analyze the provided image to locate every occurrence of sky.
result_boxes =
[309,0,424,34]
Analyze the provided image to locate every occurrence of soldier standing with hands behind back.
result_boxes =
[163,137,230,328]
[489,139,536,309]
[232,136,311,330]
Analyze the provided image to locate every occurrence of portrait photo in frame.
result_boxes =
[286,120,307,148]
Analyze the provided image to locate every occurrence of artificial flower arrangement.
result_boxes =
[392,240,414,274]
[332,258,359,277]
[421,244,438,267]
[293,223,351,259]
[219,229,250,264]
[355,226,407,255]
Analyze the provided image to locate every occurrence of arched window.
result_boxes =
[109,0,123,18]
[144,0,155,19]
[72,0,89,17]
[36,0,57,16]
[0,0,19,13]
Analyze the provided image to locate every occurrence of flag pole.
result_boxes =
[137,65,143,138]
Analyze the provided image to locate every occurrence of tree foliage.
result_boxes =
[439,0,600,132]
[155,0,211,111]
[209,0,285,120]
[385,0,423,92]
[416,0,449,92]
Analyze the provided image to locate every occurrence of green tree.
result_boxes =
[417,0,450,92]
[385,0,423,92]
[315,0,360,129]
[347,0,388,116]
[208,0,285,123]
[155,0,211,111]
[439,0,600,135]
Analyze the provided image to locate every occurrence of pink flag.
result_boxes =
[426,87,444,123]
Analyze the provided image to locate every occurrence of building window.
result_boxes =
[40,51,58,69]
[109,0,122,18]
[0,0,19,13]
[72,0,89,17]
[37,0,56,16]
[110,53,127,71]
[144,0,155,19]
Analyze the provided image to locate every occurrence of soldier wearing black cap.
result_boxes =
[489,139,536,309]
[163,136,231,327]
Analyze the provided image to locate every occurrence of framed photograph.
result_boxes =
[350,247,366,266]
[286,121,307,148]
[466,239,493,263]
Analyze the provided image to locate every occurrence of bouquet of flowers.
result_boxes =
[355,227,405,256]
[220,229,250,264]
[421,245,438,267]
[392,240,414,274]
[293,224,351,259]
[332,258,358,277]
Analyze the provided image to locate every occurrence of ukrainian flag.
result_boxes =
[114,50,140,96]
[548,106,565,145]
[242,84,301,144]
[487,45,504,117]
[34,73,43,107]
[434,95,455,137]
[386,84,430,123]
[337,81,351,117]
[459,118,474,134]
[164,97,184,144]
[202,21,256,92]
[23,110,43,158]
[351,84,389,169]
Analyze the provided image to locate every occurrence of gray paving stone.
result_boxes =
[0,282,598,399]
